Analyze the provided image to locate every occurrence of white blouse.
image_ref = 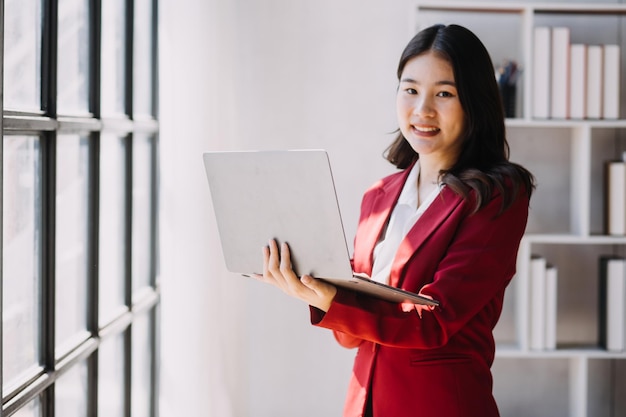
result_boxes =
[370,162,443,284]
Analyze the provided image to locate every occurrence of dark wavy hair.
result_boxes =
[385,24,535,213]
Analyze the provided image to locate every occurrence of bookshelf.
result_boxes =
[412,2,626,416]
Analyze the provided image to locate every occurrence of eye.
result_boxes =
[405,88,417,95]
[437,91,454,97]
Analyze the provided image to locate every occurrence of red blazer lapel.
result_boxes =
[354,168,411,276]
[389,186,464,288]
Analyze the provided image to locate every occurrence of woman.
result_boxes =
[256,24,535,417]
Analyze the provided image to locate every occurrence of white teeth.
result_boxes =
[414,126,439,132]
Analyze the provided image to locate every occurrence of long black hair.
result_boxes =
[385,24,534,213]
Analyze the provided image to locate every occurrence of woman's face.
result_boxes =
[396,51,466,166]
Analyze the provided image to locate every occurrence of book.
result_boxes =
[586,45,604,119]
[569,44,587,119]
[599,256,626,351]
[605,160,626,235]
[550,27,570,119]
[529,255,547,350]
[603,44,620,119]
[545,265,558,350]
[532,27,551,119]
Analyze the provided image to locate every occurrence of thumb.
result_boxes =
[301,275,335,296]
[300,274,316,288]
[301,275,326,294]
[301,275,337,312]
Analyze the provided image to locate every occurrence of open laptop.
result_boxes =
[202,149,439,307]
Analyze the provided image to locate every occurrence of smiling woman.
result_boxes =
[255,23,535,417]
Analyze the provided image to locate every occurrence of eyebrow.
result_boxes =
[400,78,457,87]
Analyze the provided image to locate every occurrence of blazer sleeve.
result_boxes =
[310,188,529,349]
[329,260,365,348]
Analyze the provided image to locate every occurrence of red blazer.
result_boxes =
[310,167,529,417]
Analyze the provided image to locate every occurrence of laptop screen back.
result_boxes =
[203,150,354,279]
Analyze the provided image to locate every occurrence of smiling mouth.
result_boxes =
[413,125,440,134]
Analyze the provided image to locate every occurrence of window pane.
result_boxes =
[101,0,126,115]
[4,0,42,110]
[55,360,88,417]
[57,0,90,114]
[2,136,41,386]
[132,135,154,293]
[133,0,154,116]
[98,334,125,416]
[99,135,127,325]
[12,396,41,417]
[56,135,89,355]
[132,312,153,417]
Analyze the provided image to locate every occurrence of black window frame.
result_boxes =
[1,0,160,416]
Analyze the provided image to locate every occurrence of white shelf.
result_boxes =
[415,1,626,14]
[505,118,626,129]
[523,234,626,244]
[497,345,626,359]
[414,2,626,416]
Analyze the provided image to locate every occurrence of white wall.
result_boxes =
[158,1,411,416]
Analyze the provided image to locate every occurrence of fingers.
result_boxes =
[279,240,293,273]
[264,240,314,295]
[276,242,301,294]
[263,240,296,292]
[260,239,337,312]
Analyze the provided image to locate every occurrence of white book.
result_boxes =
[544,265,558,350]
[569,44,587,119]
[606,161,626,235]
[586,45,604,119]
[530,256,547,350]
[600,257,626,351]
[533,27,552,119]
[603,44,620,119]
[551,27,570,119]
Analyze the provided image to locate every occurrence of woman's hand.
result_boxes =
[254,239,337,312]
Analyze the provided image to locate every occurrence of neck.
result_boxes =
[417,158,446,186]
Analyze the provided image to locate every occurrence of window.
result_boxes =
[2,0,160,416]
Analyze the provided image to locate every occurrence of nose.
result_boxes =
[413,95,435,117]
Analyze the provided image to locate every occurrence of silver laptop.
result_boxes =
[202,149,438,307]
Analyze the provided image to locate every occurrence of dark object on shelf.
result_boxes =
[497,60,520,118]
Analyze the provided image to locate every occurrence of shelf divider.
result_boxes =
[571,125,592,236]
[570,356,589,417]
